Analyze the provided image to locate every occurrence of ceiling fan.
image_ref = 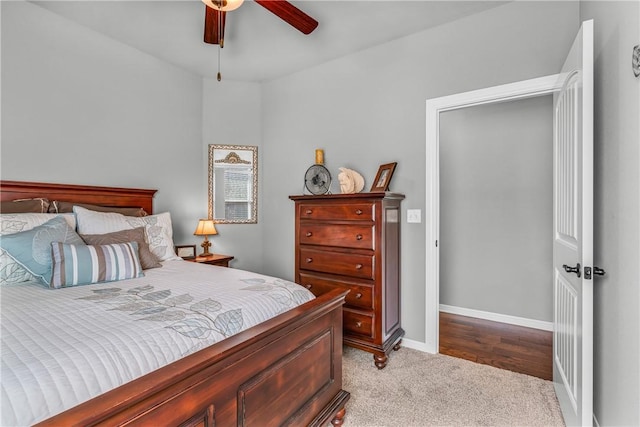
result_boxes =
[202,0,318,47]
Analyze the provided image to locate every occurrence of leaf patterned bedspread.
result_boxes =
[0,260,314,426]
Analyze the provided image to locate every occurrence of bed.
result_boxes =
[0,180,350,426]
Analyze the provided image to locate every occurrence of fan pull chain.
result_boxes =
[217,45,221,81]
[217,8,222,81]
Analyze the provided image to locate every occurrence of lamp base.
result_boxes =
[200,236,213,257]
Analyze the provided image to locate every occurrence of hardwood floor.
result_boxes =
[439,312,553,381]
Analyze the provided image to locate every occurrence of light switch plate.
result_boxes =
[407,209,421,223]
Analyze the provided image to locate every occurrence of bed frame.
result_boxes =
[0,180,350,427]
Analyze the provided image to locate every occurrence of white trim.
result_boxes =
[439,304,553,332]
[425,74,563,354]
[400,338,432,353]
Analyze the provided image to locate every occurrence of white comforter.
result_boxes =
[1,260,314,426]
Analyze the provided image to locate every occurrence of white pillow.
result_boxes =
[0,213,76,284]
[74,206,181,261]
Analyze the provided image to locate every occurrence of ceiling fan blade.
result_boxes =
[204,6,226,45]
[254,0,318,35]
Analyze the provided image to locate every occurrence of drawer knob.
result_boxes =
[305,284,312,290]
[356,234,363,240]
[355,292,362,299]
[306,258,313,263]
[306,231,313,237]
[355,263,363,270]
[355,209,363,215]
[305,209,313,215]
[355,321,362,328]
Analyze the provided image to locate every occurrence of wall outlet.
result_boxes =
[407,209,421,223]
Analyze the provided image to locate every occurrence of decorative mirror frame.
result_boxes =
[208,144,258,224]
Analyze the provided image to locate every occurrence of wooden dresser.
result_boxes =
[289,193,404,369]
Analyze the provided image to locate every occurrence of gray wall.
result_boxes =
[201,79,265,273]
[1,1,204,244]
[260,1,579,343]
[439,96,553,322]
[580,2,640,425]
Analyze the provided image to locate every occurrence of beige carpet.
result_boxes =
[341,346,565,427]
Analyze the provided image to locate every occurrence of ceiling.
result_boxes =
[32,0,508,82]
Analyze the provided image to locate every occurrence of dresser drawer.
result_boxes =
[299,248,374,279]
[344,309,375,339]
[298,202,374,221]
[298,273,374,310]
[299,224,374,250]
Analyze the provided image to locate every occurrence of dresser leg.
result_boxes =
[373,353,388,369]
[331,408,347,426]
[393,339,402,351]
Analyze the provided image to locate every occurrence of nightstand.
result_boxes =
[187,254,234,268]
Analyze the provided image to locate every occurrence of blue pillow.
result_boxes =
[50,241,144,288]
[0,216,84,285]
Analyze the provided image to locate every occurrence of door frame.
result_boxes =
[424,74,564,354]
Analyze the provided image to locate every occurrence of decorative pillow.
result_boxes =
[74,206,181,261]
[49,201,147,217]
[50,241,144,288]
[0,216,84,285]
[80,228,161,270]
[0,198,50,214]
[0,213,77,284]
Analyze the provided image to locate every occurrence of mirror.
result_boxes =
[208,144,258,224]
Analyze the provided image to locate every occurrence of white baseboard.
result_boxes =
[439,304,553,332]
[400,338,433,354]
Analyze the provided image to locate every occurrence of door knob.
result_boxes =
[562,263,581,278]
[594,267,606,276]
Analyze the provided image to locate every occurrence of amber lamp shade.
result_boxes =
[194,219,218,257]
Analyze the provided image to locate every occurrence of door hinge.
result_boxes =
[435,240,438,247]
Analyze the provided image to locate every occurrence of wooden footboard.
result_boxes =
[38,289,349,427]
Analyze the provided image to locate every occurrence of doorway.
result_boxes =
[437,96,554,379]
[424,74,563,354]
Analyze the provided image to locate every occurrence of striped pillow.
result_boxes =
[50,242,144,288]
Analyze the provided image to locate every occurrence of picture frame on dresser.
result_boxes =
[370,162,397,192]
[175,244,197,259]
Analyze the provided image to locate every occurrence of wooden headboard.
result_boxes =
[0,181,157,214]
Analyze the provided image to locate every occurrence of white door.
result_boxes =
[553,19,594,427]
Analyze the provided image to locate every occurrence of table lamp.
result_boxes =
[194,219,218,257]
